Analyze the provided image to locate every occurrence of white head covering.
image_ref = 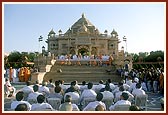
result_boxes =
[134,77,139,83]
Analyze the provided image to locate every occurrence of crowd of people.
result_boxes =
[4,66,34,83]
[56,53,114,66]
[4,66,164,111]
[120,67,164,94]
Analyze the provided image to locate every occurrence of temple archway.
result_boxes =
[78,48,89,56]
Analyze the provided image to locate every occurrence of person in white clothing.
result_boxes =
[122,80,130,91]
[132,83,146,97]
[38,81,50,97]
[59,80,67,92]
[83,93,106,111]
[27,85,43,103]
[80,81,87,93]
[80,82,97,103]
[109,92,131,111]
[11,91,31,111]
[101,84,114,100]
[4,78,16,97]
[115,86,134,103]
[112,82,123,95]
[21,81,34,100]
[15,103,29,111]
[107,79,116,91]
[12,68,18,83]
[95,80,105,93]
[141,80,148,92]
[48,86,63,102]
[126,76,133,86]
[59,95,80,111]
[64,90,80,103]
[31,95,54,111]
[46,79,55,93]
[21,81,33,94]
[129,77,139,93]
[72,80,80,91]
[114,86,125,103]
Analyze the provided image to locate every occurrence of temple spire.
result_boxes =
[82,13,85,18]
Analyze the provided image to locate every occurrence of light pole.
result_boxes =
[37,36,43,72]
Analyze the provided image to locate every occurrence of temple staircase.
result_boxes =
[43,61,122,84]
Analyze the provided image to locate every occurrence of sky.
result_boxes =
[3,2,166,54]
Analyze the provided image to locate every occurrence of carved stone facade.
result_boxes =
[46,14,124,64]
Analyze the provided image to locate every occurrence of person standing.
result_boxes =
[108,55,114,66]
[9,67,13,83]
[159,69,164,94]
[19,67,25,82]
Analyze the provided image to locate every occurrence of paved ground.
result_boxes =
[145,92,163,111]
[3,83,164,112]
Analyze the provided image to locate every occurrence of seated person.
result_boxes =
[11,91,31,111]
[79,81,87,93]
[48,86,63,102]
[109,92,131,111]
[27,85,43,103]
[95,80,105,93]
[65,81,80,94]
[38,81,50,97]
[95,104,105,111]
[64,87,80,104]
[15,103,28,111]
[31,95,54,111]
[59,95,79,111]
[132,83,146,97]
[100,84,114,100]
[4,78,16,97]
[80,82,97,104]
[83,93,106,111]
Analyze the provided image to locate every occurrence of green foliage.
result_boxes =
[145,50,164,62]
[5,51,37,68]
[8,51,22,62]
[132,50,164,69]
[131,50,164,63]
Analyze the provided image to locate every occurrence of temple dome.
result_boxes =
[71,13,95,28]
[111,29,118,36]
[48,29,56,35]
[78,22,88,33]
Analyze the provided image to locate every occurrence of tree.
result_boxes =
[8,51,22,63]
[5,51,37,68]
[145,50,164,62]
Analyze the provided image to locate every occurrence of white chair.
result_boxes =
[82,98,95,109]
[102,98,114,110]
[71,99,79,105]
[27,98,37,104]
[4,102,12,110]
[114,104,131,111]
[47,98,61,110]
[23,92,31,101]
[33,108,53,111]
[135,94,148,111]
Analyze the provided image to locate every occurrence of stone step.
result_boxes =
[45,71,115,75]
[43,63,120,84]
[43,75,121,83]
[51,66,115,70]
[50,67,116,73]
